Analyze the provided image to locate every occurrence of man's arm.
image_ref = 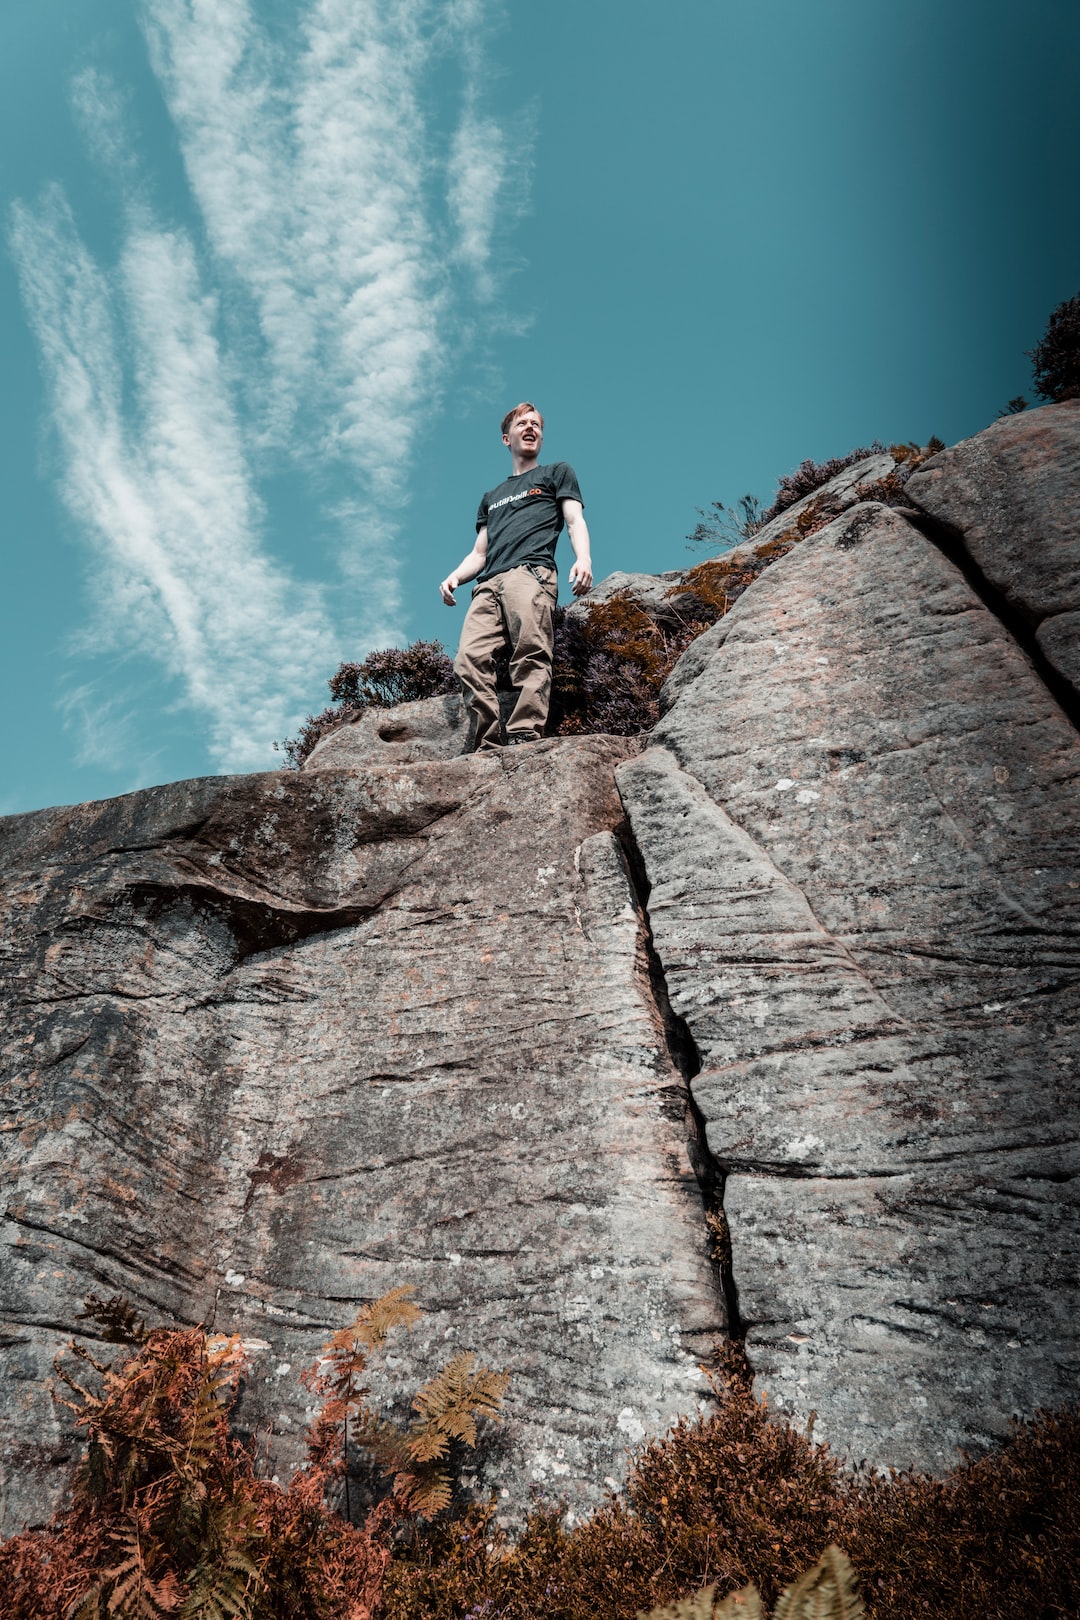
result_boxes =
[562,500,593,596]
[439,527,488,605]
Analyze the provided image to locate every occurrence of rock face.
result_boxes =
[618,501,1080,1471]
[743,451,898,553]
[906,401,1080,698]
[575,454,901,631]
[304,692,469,769]
[569,569,688,622]
[1037,610,1080,694]
[0,739,723,1533]
[2,412,1078,1532]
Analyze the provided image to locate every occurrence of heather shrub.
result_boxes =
[381,1352,1080,1620]
[839,1405,1080,1619]
[277,702,367,770]
[326,643,457,709]
[278,640,457,769]
[1029,289,1080,402]
[662,487,847,626]
[549,596,717,736]
[758,444,886,524]
[3,1310,1076,1620]
[666,525,806,620]
[688,440,944,572]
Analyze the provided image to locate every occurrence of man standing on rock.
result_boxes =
[439,402,593,750]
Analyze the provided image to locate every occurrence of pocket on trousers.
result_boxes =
[525,563,558,594]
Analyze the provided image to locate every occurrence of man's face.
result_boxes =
[504,410,543,459]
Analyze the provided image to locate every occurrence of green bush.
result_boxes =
[1030,289,1080,403]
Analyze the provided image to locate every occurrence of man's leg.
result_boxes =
[454,582,507,751]
[500,566,557,741]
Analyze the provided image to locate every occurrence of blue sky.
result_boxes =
[2,0,1078,815]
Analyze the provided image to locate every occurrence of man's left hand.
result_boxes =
[569,557,593,596]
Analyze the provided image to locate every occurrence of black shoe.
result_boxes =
[506,732,541,746]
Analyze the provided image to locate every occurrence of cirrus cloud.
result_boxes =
[11,188,339,770]
[11,0,527,773]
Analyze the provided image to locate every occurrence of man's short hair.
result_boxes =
[501,401,543,437]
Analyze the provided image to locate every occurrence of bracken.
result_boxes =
[0,1290,507,1620]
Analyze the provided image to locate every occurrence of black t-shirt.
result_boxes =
[476,461,583,581]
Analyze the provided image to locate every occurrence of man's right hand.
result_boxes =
[439,576,458,606]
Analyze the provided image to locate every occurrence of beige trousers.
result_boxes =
[454,565,558,750]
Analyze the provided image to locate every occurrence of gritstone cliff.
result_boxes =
[2,403,1078,1534]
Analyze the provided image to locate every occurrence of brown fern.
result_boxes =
[301,1306,509,1522]
[637,1585,764,1620]
[407,1352,510,1456]
[78,1294,152,1346]
[773,1546,864,1620]
[83,1519,181,1619]
[367,1352,513,1517]
[1,1300,414,1618]
[637,1547,862,1620]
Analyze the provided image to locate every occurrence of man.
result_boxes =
[439,403,593,750]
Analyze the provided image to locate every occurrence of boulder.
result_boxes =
[745,451,897,553]
[571,569,688,623]
[906,401,1080,698]
[304,691,469,768]
[0,738,724,1532]
[579,455,899,630]
[1037,609,1080,693]
[617,501,1080,1473]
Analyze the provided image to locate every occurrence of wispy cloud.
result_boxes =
[69,66,141,188]
[10,189,339,771]
[11,0,527,775]
[57,681,145,777]
[140,0,519,487]
[449,109,509,300]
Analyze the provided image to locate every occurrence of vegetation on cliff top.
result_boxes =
[2,1307,1076,1620]
[996,287,1080,417]
[1026,288,1080,408]
[276,641,458,769]
[279,440,943,767]
[278,289,1080,767]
